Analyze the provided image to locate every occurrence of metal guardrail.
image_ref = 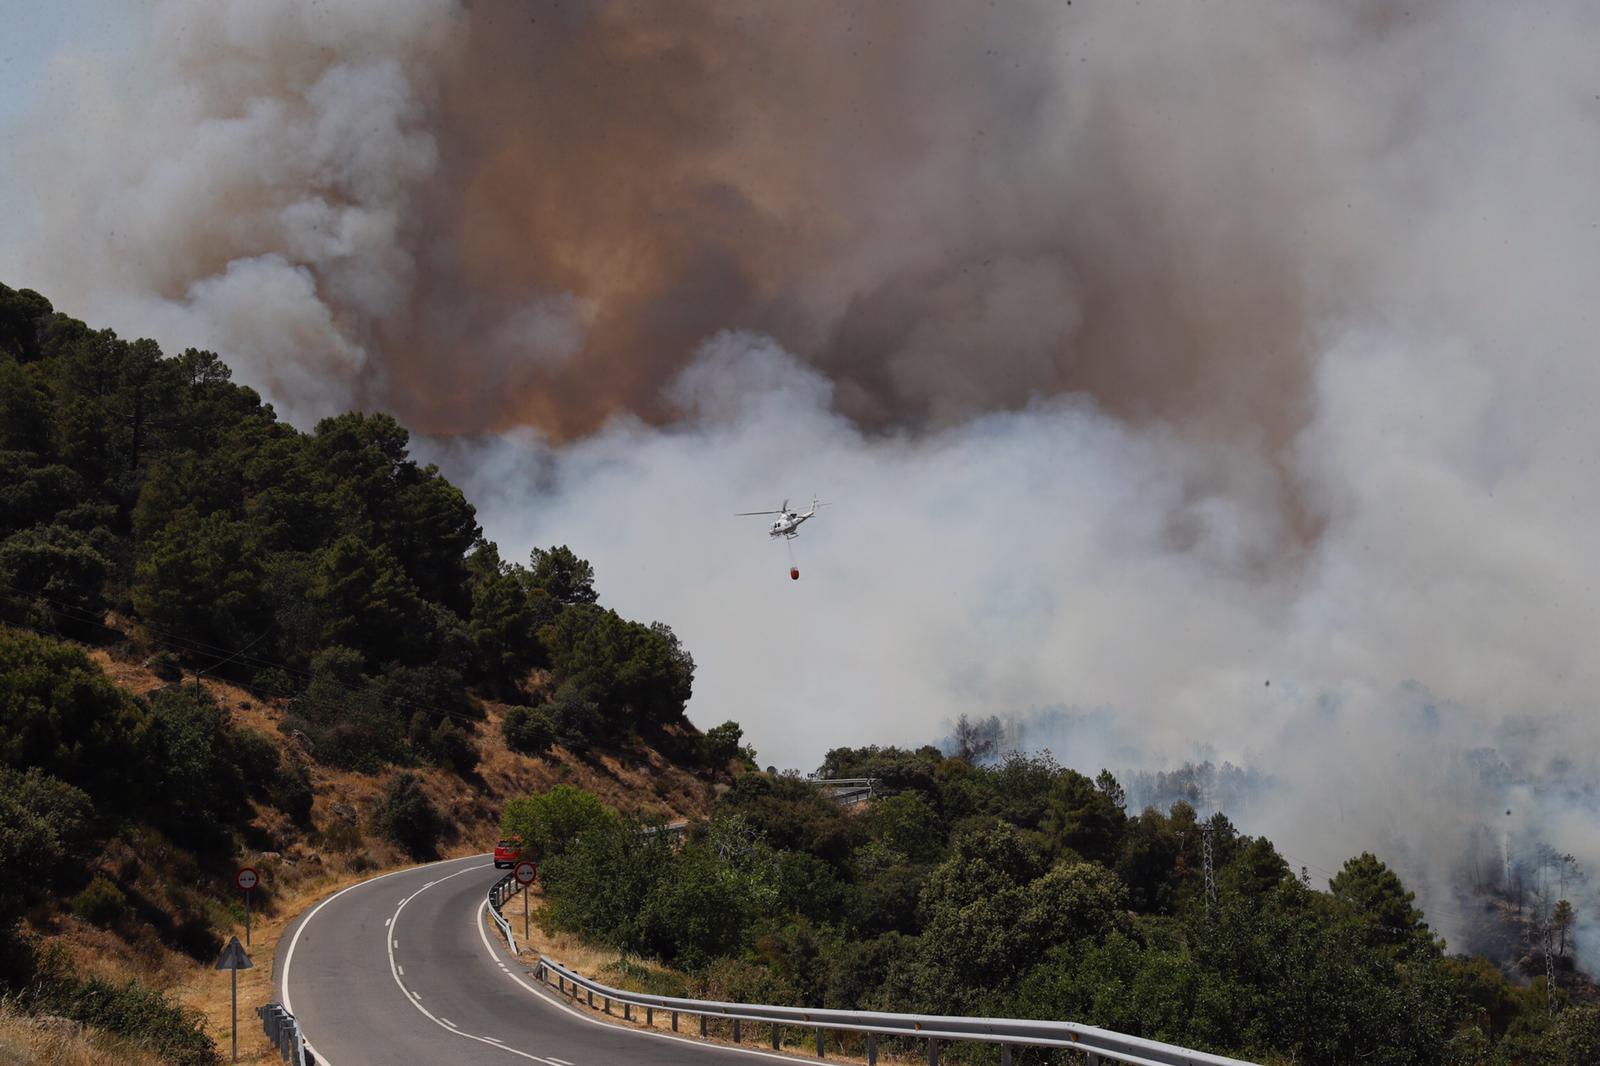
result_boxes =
[533,956,1258,1066]
[487,869,518,952]
[258,1003,310,1065]
[809,776,879,807]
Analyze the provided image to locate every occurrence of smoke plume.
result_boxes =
[7,0,1600,957]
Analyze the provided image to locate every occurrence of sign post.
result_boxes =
[215,936,253,1063]
[513,860,538,944]
[235,867,259,946]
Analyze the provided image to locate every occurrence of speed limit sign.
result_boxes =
[513,860,537,885]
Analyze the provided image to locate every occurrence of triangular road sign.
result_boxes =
[215,935,254,971]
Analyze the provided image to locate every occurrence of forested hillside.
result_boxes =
[512,749,1600,1065]
[0,282,733,1062]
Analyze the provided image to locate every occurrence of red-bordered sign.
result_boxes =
[513,860,538,885]
[235,866,259,892]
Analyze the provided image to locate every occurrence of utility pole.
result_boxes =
[1542,910,1557,1017]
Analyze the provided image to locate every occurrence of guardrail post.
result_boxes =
[700,1014,708,1037]
[671,1010,679,1031]
[587,990,594,1008]
[623,1002,630,1021]
[928,1037,939,1065]
[603,996,611,1015]
[646,1006,654,1026]
[1000,1045,1012,1066]
[867,1032,877,1064]
[733,1018,742,1043]
[772,1023,782,1050]
[816,1026,825,1057]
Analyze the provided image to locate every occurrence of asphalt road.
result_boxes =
[275,855,805,1065]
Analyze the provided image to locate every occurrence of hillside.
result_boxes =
[497,750,1600,1066]
[0,281,742,1062]
[8,279,1598,1065]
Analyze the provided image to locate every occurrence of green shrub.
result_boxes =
[29,950,216,1066]
[70,876,126,926]
[273,756,314,824]
[229,727,280,783]
[426,717,479,775]
[503,706,557,755]
[548,683,603,752]
[700,720,745,768]
[500,785,619,863]
[374,772,441,859]
[169,915,221,961]
[0,628,151,802]
[250,666,299,698]
[144,651,182,681]
[0,766,93,915]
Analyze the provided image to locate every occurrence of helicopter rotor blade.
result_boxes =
[735,510,783,516]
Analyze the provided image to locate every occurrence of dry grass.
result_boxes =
[0,999,167,1066]
[498,887,912,1066]
[508,883,664,981]
[71,644,724,1058]
[173,843,541,1061]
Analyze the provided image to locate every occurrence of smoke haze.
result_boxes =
[7,0,1600,953]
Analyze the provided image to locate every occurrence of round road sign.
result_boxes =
[513,860,538,885]
[235,867,259,892]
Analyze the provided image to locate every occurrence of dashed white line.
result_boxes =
[387,865,561,1064]
[548,1058,575,1065]
[441,1018,458,1029]
[397,965,405,975]
[281,853,489,1066]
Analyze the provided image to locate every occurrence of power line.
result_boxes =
[1202,823,1218,913]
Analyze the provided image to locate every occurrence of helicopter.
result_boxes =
[736,497,826,540]
[736,498,828,579]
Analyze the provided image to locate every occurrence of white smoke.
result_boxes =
[0,0,460,418]
[430,321,1600,953]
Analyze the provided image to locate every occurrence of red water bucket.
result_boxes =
[790,567,800,580]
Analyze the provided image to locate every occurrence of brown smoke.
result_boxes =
[358,1,1369,445]
[3,1,1401,452]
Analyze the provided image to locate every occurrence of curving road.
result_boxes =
[276,855,800,1065]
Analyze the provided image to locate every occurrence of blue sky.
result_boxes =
[0,1,136,127]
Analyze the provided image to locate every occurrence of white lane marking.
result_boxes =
[412,991,422,1000]
[281,853,490,1066]
[475,901,804,1063]
[398,965,405,976]
[393,940,400,949]
[548,1058,575,1065]
[442,1018,458,1029]
[485,1036,506,1043]
[385,918,391,927]
[388,867,561,1064]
